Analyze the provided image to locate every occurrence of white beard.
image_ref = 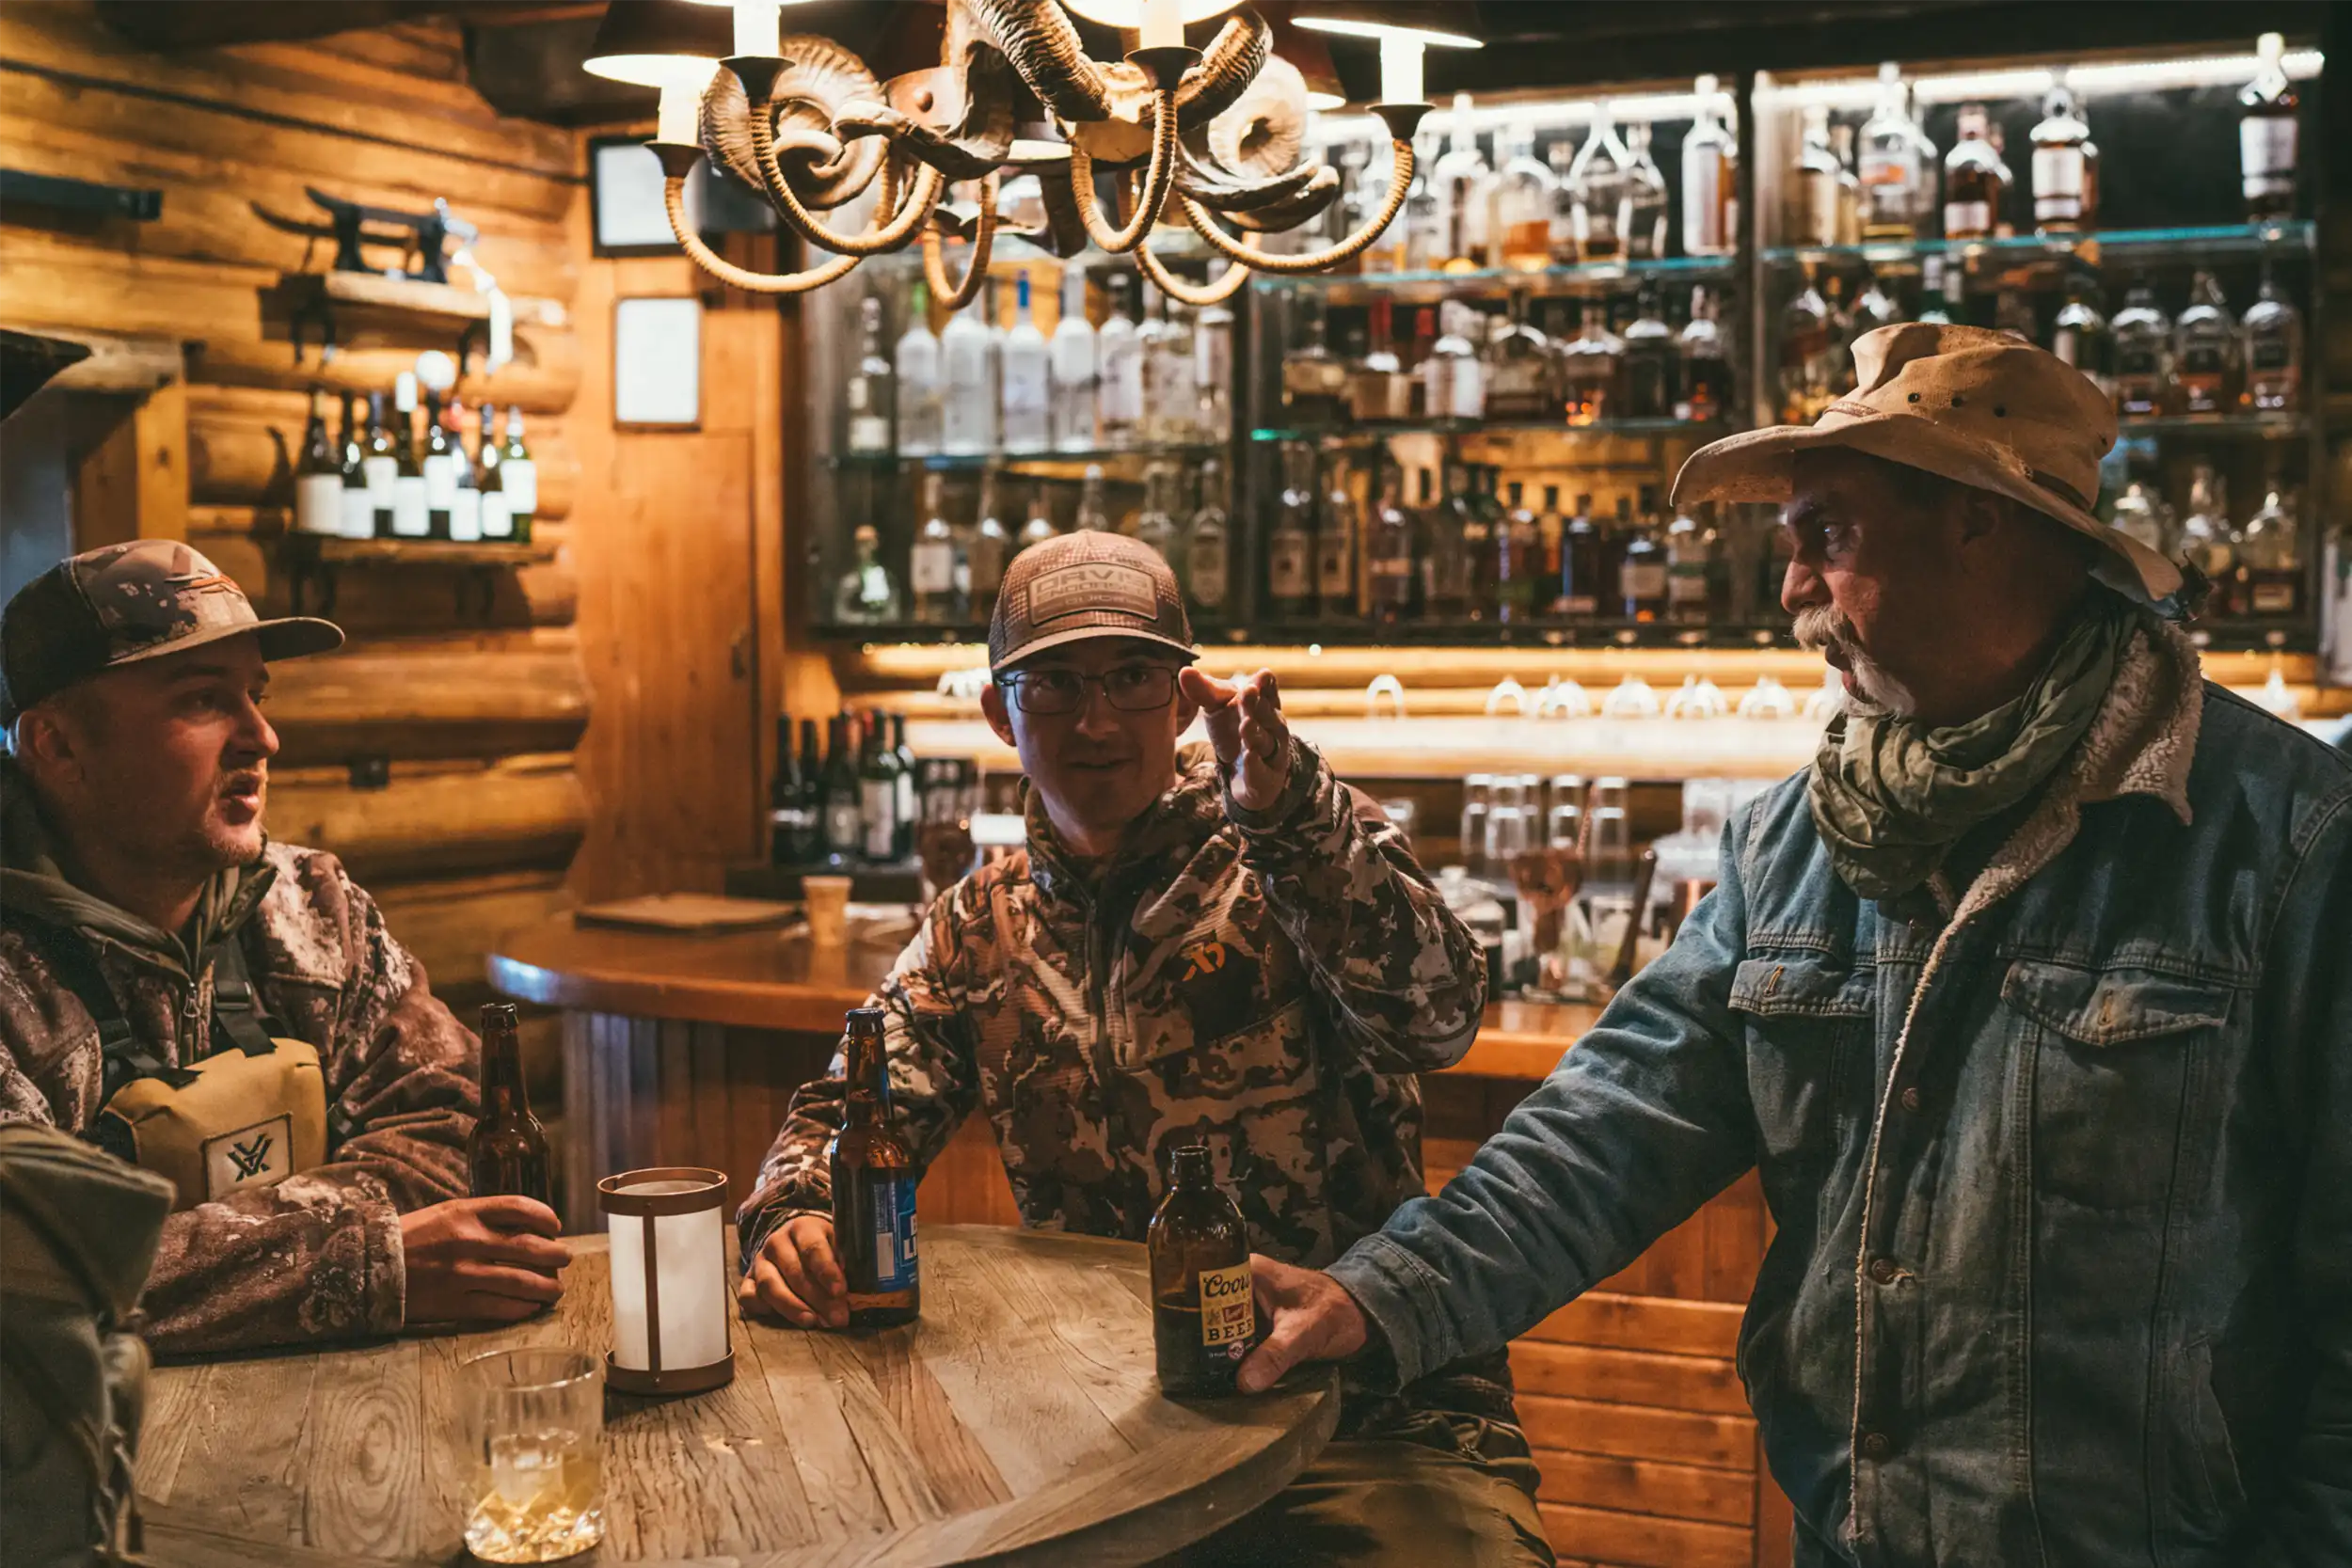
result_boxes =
[1793,606,1920,719]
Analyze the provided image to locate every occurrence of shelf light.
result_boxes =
[1309,90,1715,148]
[1059,0,1242,26]
[1758,47,2324,110]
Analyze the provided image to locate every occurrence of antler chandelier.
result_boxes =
[586,1,1470,302]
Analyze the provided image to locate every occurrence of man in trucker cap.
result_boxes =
[737,531,1553,1564]
[1239,325,2352,1565]
[0,541,567,1354]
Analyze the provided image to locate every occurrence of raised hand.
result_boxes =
[1179,667,1291,812]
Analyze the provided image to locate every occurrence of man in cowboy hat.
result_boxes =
[1235,325,2352,1565]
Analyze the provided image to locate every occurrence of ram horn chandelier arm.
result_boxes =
[1116,180,1248,305]
[1063,86,1182,254]
[1180,135,1415,275]
[921,174,1001,309]
[655,145,909,293]
[751,93,947,255]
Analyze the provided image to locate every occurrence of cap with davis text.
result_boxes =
[0,540,342,722]
[988,531,1196,671]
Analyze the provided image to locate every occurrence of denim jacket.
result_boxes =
[1329,624,2352,1567]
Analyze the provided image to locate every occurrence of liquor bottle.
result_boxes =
[2179,465,2234,614]
[1366,464,1416,626]
[2030,70,2095,235]
[830,1007,919,1327]
[1756,505,1796,612]
[2239,31,2300,223]
[421,389,455,539]
[469,1003,551,1205]
[911,472,961,625]
[1132,278,1171,444]
[2173,270,2238,417]
[2238,480,2301,617]
[389,372,430,539]
[1433,92,1491,271]
[1150,1144,1250,1395]
[1941,104,2010,243]
[2109,479,2175,556]
[1403,130,1447,271]
[337,390,373,540]
[1491,117,1556,273]
[1279,295,1348,429]
[1454,464,1494,623]
[1557,302,1623,426]
[1484,290,1552,420]
[1495,480,1538,626]
[1268,443,1316,617]
[1420,303,1485,421]
[477,404,513,541]
[2110,279,2172,418]
[1618,488,1668,622]
[999,273,1050,453]
[940,291,995,457]
[1532,484,1566,615]
[1049,265,1097,452]
[1677,286,1732,423]
[363,390,398,536]
[1195,294,1233,439]
[1419,466,1469,620]
[1348,297,1413,424]
[891,715,918,860]
[1565,103,1635,262]
[1619,285,1676,420]
[1183,457,1231,618]
[896,279,944,456]
[1546,138,1580,264]
[1097,273,1144,447]
[858,710,900,863]
[2243,266,2303,411]
[2050,274,2113,399]
[1858,61,1934,240]
[1622,122,1669,261]
[1017,484,1059,553]
[1134,462,1179,562]
[501,406,536,541]
[1779,273,1836,424]
[1681,74,1738,258]
[968,467,1010,622]
[446,396,482,543]
[847,294,895,455]
[294,385,342,537]
[1665,500,1718,625]
[1315,453,1359,619]
[1793,105,1843,247]
[833,524,903,623]
[1831,124,1864,246]
[1074,464,1113,532]
[819,714,863,867]
[1851,271,1904,337]
[770,716,818,865]
[1147,290,1199,445]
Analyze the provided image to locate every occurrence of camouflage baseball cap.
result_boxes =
[989,531,1196,671]
[0,540,342,721]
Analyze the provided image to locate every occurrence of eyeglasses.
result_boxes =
[996,664,1178,715]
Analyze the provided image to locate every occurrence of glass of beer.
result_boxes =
[462,1348,604,1563]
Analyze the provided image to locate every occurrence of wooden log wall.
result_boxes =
[0,3,589,1022]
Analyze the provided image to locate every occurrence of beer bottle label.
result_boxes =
[865,1174,919,1290]
[1197,1260,1253,1351]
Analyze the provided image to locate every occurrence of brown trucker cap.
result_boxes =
[0,540,342,722]
[988,531,1196,671]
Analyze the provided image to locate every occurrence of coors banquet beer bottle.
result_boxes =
[829,1007,919,1325]
[1150,1145,1255,1395]
[469,1003,552,1205]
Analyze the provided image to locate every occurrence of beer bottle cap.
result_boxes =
[846,1006,887,1035]
[480,1001,518,1028]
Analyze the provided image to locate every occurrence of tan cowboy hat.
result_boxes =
[1672,323,2183,610]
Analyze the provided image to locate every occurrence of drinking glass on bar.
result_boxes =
[462,1348,604,1563]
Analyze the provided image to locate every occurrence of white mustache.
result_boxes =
[1792,606,1917,717]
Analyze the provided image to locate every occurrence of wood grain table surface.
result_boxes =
[135,1227,1341,1568]
[488,914,1598,1081]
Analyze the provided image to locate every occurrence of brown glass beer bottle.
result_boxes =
[468,1003,551,1205]
[829,1007,919,1326]
[1149,1145,1255,1395]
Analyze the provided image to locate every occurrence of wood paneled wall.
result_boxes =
[0,4,587,1014]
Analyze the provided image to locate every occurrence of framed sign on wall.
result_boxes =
[613,295,701,430]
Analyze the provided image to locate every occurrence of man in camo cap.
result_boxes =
[737,531,1549,1566]
[0,541,568,1353]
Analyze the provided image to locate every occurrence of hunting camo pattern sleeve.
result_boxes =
[0,844,479,1353]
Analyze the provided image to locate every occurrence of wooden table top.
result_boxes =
[137,1227,1340,1568]
[488,914,1598,1081]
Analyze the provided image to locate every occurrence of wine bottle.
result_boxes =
[501,405,537,541]
[422,389,456,538]
[390,372,430,539]
[337,390,373,540]
[446,395,483,543]
[477,404,512,540]
[294,385,342,537]
[363,390,398,537]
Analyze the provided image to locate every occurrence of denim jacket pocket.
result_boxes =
[1731,955,1873,1177]
[2002,958,2233,1210]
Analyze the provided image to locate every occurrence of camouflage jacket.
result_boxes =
[0,809,478,1354]
[739,740,1523,1446]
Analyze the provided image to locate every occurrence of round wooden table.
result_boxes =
[134,1227,1339,1568]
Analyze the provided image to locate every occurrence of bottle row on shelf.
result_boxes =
[291,374,540,546]
[767,708,967,871]
[2114,462,2308,619]
[1779,262,2307,426]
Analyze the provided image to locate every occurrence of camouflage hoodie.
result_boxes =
[0,761,480,1354]
[739,739,1524,1449]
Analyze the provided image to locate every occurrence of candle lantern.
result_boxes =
[597,1167,733,1395]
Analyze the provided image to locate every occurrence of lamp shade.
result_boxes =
[599,1167,733,1396]
[1291,6,1485,50]
[583,0,735,88]
[1060,0,1241,25]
